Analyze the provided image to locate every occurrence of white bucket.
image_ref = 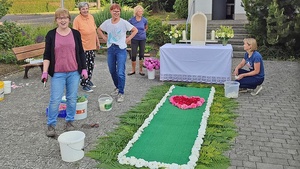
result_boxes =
[147,69,155,79]
[0,81,4,101]
[75,100,88,120]
[224,81,240,98]
[57,131,85,162]
[4,81,11,94]
[98,94,113,111]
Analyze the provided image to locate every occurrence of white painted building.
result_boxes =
[188,0,246,20]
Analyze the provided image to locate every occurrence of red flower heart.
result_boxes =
[169,95,205,110]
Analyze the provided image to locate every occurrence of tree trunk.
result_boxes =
[97,0,100,9]
[152,1,159,13]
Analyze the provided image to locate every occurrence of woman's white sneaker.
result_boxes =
[251,85,263,96]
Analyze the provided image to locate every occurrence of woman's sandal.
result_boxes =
[139,72,145,76]
[127,72,135,76]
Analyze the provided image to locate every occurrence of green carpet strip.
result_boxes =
[118,85,215,168]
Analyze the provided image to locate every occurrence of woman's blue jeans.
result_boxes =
[107,45,127,94]
[47,71,80,126]
[235,69,264,89]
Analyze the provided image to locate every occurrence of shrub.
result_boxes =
[173,0,188,19]
[94,4,133,27]
[0,0,12,19]
[146,17,169,46]
[0,50,17,64]
[0,23,55,64]
[0,21,33,50]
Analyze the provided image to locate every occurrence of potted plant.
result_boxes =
[164,25,182,44]
[215,25,234,46]
[143,57,160,79]
[75,95,88,120]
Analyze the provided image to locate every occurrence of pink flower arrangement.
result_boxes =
[169,95,205,110]
[143,58,160,71]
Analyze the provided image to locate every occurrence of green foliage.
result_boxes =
[93,4,133,27]
[0,21,33,50]
[0,50,17,64]
[87,82,238,169]
[146,15,185,46]
[242,0,300,59]
[77,95,87,102]
[0,23,54,64]
[114,0,171,13]
[20,24,55,43]
[146,17,168,45]
[8,0,75,13]
[173,0,188,19]
[0,0,12,19]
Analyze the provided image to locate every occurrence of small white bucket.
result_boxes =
[224,81,240,98]
[75,100,88,120]
[4,81,11,94]
[0,81,4,101]
[98,94,113,111]
[58,131,85,162]
[147,69,155,79]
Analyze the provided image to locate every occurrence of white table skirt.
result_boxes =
[159,43,233,84]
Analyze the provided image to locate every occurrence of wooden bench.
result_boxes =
[12,42,45,79]
[98,37,151,57]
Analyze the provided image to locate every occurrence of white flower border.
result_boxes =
[118,85,215,169]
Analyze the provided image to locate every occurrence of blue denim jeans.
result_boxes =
[107,45,127,94]
[235,69,264,89]
[47,71,80,126]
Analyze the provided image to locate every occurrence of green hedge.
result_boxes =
[9,0,75,14]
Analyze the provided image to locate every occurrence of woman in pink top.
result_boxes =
[73,2,100,92]
[42,8,88,137]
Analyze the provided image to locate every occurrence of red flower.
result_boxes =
[169,95,205,110]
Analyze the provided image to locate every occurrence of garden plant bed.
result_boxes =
[0,63,22,77]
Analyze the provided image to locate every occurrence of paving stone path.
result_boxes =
[0,55,299,169]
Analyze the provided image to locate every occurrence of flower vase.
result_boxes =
[171,38,176,45]
[222,39,229,46]
[147,69,155,79]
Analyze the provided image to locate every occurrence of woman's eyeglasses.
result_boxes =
[57,17,69,20]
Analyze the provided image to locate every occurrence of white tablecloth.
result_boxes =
[160,43,233,84]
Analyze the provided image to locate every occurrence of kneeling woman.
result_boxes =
[233,38,265,96]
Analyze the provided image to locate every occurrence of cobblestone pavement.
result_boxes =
[227,60,300,169]
[0,55,299,169]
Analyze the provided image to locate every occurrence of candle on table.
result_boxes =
[211,30,215,40]
[182,30,187,40]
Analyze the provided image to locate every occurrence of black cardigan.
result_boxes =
[43,28,87,77]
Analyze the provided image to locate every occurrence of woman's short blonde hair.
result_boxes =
[243,38,258,51]
[133,5,144,17]
[54,8,71,21]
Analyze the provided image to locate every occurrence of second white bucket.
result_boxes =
[4,81,11,94]
[58,131,85,162]
[98,94,113,111]
[224,81,240,98]
[147,69,155,79]
[75,100,88,120]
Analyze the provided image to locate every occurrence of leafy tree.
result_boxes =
[0,0,12,19]
[242,0,300,59]
[114,0,175,13]
[173,0,188,18]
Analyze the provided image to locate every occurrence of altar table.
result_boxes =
[160,43,233,84]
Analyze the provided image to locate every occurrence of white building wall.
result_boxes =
[234,0,247,20]
[188,0,212,20]
[188,0,247,20]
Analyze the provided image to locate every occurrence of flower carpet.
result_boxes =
[118,85,215,168]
